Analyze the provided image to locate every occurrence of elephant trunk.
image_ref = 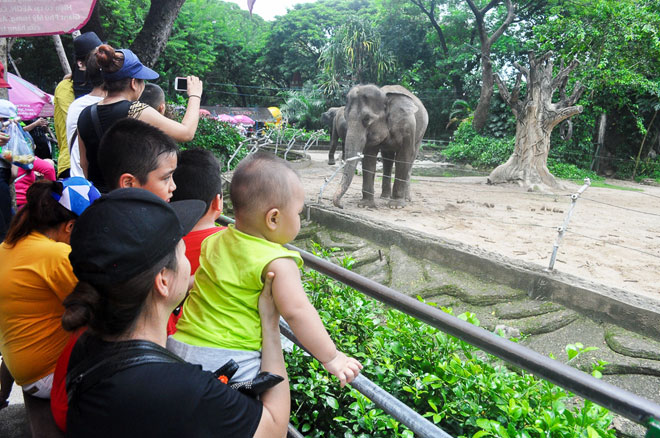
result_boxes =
[332,124,364,208]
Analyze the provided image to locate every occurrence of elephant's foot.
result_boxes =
[380,190,391,199]
[328,158,336,165]
[358,198,377,209]
[388,198,407,209]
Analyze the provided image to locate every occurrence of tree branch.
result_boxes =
[411,0,449,56]
[545,105,584,130]
[488,0,515,46]
[494,72,522,117]
[551,59,579,92]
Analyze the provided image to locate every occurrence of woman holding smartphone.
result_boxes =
[76,44,203,192]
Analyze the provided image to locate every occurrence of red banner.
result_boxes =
[0,0,97,38]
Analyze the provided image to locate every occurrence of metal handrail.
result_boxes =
[286,242,660,428]
[217,215,660,432]
[279,323,451,438]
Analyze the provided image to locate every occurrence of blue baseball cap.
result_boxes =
[102,49,159,82]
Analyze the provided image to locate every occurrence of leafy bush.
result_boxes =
[547,159,604,181]
[289,244,616,437]
[180,118,246,170]
[264,125,330,144]
[613,156,660,181]
[442,122,514,168]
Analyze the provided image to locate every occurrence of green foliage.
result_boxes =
[280,83,328,130]
[288,244,616,437]
[613,156,660,181]
[318,16,396,98]
[546,160,603,182]
[179,118,245,170]
[443,122,514,168]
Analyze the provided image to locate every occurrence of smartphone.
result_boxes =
[174,77,188,92]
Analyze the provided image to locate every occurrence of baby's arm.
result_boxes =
[267,257,362,387]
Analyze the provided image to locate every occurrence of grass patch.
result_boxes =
[573,180,644,191]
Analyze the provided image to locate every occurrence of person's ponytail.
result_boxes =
[62,282,102,331]
[95,44,123,73]
[4,180,76,247]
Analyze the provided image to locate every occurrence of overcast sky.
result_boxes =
[225,0,318,21]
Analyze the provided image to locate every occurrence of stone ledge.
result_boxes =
[306,203,660,340]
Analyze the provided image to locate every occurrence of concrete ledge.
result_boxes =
[306,203,660,340]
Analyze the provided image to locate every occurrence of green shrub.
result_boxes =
[443,121,514,168]
[288,244,616,437]
[265,125,330,144]
[613,156,660,181]
[547,159,604,181]
[180,118,246,170]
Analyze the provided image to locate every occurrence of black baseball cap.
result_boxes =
[69,188,205,286]
[73,32,103,60]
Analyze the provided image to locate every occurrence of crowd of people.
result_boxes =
[0,32,362,437]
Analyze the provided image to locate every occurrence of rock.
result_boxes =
[389,246,429,296]
[494,324,521,339]
[605,326,660,361]
[349,246,387,269]
[494,300,565,319]
[511,309,579,335]
[456,283,527,306]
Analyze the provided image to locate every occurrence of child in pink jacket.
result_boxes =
[14,158,56,208]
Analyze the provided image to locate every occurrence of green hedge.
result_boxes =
[442,122,514,169]
[180,118,246,170]
[288,245,616,438]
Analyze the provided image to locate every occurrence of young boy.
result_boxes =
[139,83,166,115]
[167,148,226,334]
[169,152,362,386]
[98,118,177,201]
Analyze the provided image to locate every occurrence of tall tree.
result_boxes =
[488,52,585,188]
[130,0,188,67]
[466,0,515,132]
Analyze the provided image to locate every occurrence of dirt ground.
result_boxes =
[296,151,660,300]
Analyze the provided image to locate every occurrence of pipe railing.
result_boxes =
[217,215,660,435]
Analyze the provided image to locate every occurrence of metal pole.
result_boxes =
[52,35,72,76]
[548,178,591,270]
[279,323,452,438]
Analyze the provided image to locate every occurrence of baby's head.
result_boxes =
[230,151,304,245]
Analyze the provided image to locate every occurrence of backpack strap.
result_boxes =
[66,339,184,405]
[89,104,104,141]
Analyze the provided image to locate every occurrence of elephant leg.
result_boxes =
[358,153,378,208]
[389,146,417,209]
[380,150,395,199]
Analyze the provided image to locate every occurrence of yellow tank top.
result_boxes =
[174,225,303,351]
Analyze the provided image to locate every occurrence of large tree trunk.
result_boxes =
[467,0,515,133]
[489,51,585,190]
[130,0,187,68]
[80,1,107,40]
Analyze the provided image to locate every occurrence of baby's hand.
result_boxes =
[322,351,363,387]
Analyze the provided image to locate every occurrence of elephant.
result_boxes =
[332,84,428,209]
[321,106,347,165]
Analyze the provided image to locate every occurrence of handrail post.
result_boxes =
[548,177,590,270]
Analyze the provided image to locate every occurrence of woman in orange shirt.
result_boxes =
[0,178,99,409]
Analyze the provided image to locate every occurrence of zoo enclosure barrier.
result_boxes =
[217,216,660,437]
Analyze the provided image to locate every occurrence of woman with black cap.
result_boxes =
[77,45,203,192]
[61,189,290,437]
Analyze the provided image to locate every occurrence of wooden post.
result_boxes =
[52,35,72,76]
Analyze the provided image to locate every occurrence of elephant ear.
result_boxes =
[385,91,419,126]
